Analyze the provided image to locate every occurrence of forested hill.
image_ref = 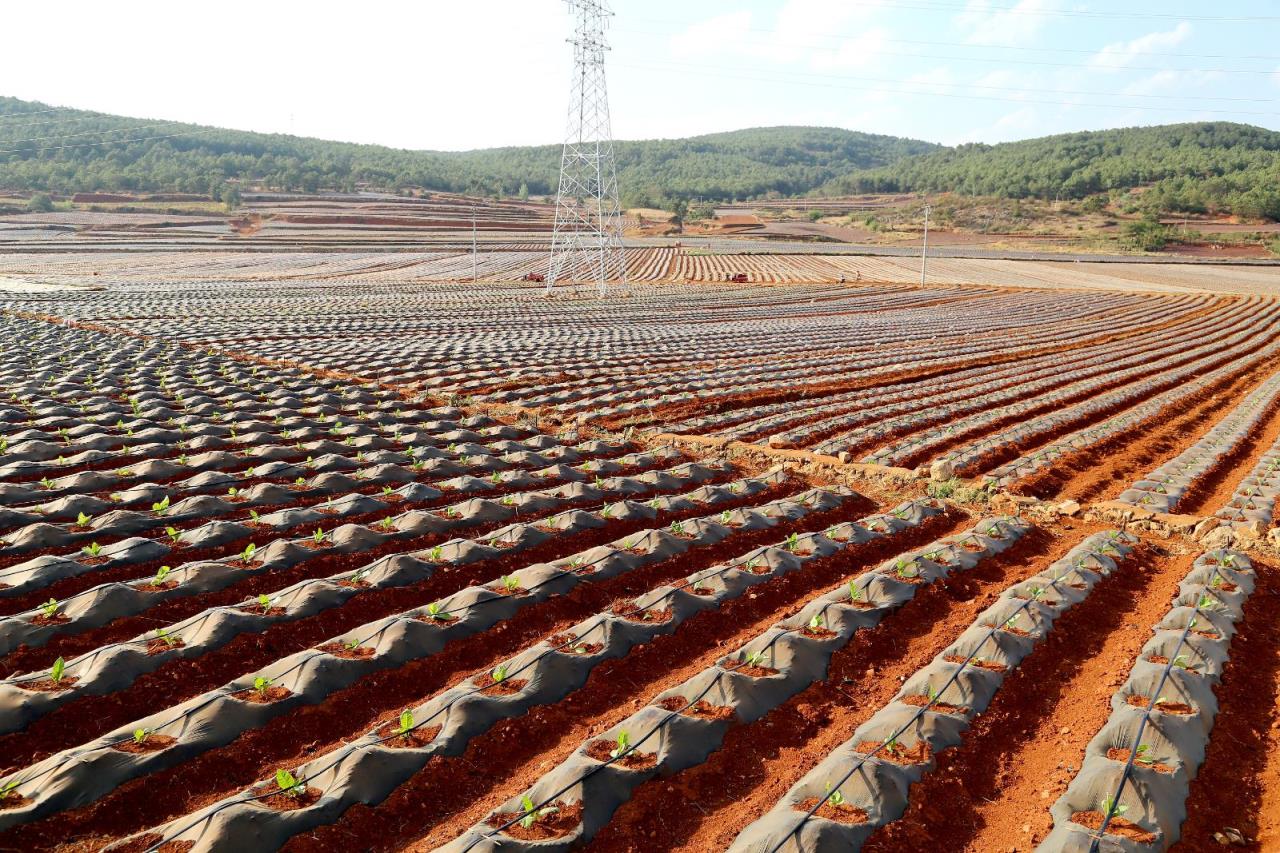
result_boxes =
[0,97,935,204]
[824,122,1280,219]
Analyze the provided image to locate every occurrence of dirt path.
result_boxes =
[578,521,1109,853]
[284,512,968,853]
[847,542,1191,851]
[1012,352,1280,503]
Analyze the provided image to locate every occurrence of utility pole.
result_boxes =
[471,205,478,282]
[920,203,931,286]
[546,0,626,298]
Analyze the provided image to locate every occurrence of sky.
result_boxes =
[4,0,1279,150]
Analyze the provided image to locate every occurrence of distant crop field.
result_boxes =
[0,255,1278,852]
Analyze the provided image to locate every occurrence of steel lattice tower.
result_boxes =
[546,0,626,297]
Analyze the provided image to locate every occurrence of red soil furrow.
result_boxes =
[20,495,872,849]
[355,511,974,853]
[1012,351,1280,503]
[579,523,1102,853]
[1175,395,1280,517]
[855,543,1190,852]
[1173,557,1280,852]
[0,479,805,767]
[0,452,663,616]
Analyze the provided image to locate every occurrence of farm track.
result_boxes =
[858,542,1191,852]
[579,523,1102,853]
[13,487,870,848]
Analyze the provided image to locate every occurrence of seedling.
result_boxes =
[82,541,103,559]
[0,780,19,801]
[313,528,327,545]
[785,533,800,552]
[1134,744,1155,765]
[151,495,170,515]
[397,709,414,738]
[153,565,172,586]
[257,593,273,612]
[50,656,66,685]
[744,650,767,667]
[154,627,180,647]
[848,580,863,603]
[39,598,59,619]
[501,574,521,593]
[133,728,150,745]
[254,675,273,696]
[342,637,362,652]
[241,542,257,563]
[808,613,826,632]
[428,545,444,562]
[76,511,91,527]
[602,504,615,519]
[379,517,395,531]
[669,520,686,537]
[295,477,306,486]
[1171,654,1190,669]
[425,602,454,622]
[894,559,918,580]
[165,526,181,545]
[40,477,54,490]
[519,794,557,830]
[491,664,510,683]
[609,730,631,759]
[275,768,304,798]
[882,735,903,757]
[249,509,260,524]
[1102,796,1128,819]
[227,487,239,499]
[824,782,846,807]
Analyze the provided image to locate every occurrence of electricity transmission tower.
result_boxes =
[546,0,626,297]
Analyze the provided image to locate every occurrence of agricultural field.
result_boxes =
[1,253,1280,853]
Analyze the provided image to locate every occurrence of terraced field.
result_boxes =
[1,260,1280,853]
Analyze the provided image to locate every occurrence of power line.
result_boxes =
[630,14,1280,62]
[619,24,1280,76]
[822,0,1280,22]
[615,57,1277,106]
[613,59,1280,118]
[0,126,223,156]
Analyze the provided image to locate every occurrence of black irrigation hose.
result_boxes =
[2,454,700,684]
[1087,557,1231,851]
[3,474,788,812]
[141,489,841,850]
[767,528,1114,853]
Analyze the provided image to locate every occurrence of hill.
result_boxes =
[824,122,1280,220]
[0,97,935,204]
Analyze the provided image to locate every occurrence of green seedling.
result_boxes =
[165,526,181,544]
[295,477,306,486]
[501,574,521,593]
[848,580,863,602]
[491,664,510,683]
[745,650,767,667]
[425,602,454,622]
[39,598,59,619]
[133,728,150,745]
[0,780,20,801]
[254,675,273,696]
[227,487,239,499]
[82,541,103,558]
[151,495,170,515]
[153,565,172,586]
[883,735,903,756]
[76,511,91,527]
[1135,744,1155,765]
[1102,796,1128,819]
[1171,654,1190,669]
[808,613,826,632]
[257,594,273,612]
[275,769,303,798]
[241,542,257,563]
[609,730,631,759]
[428,545,444,562]
[379,517,395,531]
[824,783,846,808]
[669,520,686,537]
[519,794,558,830]
[601,504,615,519]
[312,528,326,544]
[397,709,414,738]
[40,477,53,490]
[342,637,361,652]
[785,533,800,552]
[249,509,260,524]
[154,627,180,647]
[50,656,66,684]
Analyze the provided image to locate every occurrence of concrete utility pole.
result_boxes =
[920,203,931,286]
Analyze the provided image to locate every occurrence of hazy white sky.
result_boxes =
[5,0,1279,150]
